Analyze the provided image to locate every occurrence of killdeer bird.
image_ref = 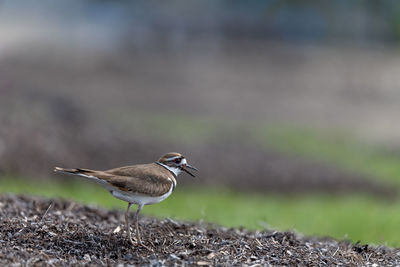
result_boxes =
[54,152,197,247]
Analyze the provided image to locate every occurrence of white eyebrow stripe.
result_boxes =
[166,156,181,161]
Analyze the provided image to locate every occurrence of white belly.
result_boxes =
[110,184,174,205]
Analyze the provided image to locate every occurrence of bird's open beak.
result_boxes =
[181,164,198,177]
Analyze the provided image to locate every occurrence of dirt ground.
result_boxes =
[1,195,399,266]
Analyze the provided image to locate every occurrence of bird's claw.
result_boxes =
[139,242,153,251]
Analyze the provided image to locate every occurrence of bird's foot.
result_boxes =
[126,236,153,251]
[136,239,153,251]
[139,242,153,252]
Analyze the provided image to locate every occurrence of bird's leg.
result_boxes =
[133,204,152,251]
[134,204,143,244]
[125,203,134,245]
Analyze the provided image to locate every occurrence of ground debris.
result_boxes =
[0,194,399,266]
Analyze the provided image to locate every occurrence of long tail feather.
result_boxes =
[54,167,96,177]
[54,166,114,192]
[54,167,79,174]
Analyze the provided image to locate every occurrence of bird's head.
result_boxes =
[157,152,198,177]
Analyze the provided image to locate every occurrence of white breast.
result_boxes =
[110,178,174,206]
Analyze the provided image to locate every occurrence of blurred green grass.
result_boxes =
[1,176,399,247]
[255,125,400,189]
[118,113,400,189]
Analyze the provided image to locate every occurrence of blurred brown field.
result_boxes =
[2,1,400,197]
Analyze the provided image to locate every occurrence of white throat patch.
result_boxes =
[158,162,182,177]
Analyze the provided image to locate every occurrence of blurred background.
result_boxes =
[1,0,400,246]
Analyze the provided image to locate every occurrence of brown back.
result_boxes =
[77,163,175,197]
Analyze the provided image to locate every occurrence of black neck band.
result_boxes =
[155,162,177,179]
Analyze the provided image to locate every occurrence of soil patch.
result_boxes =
[1,194,399,266]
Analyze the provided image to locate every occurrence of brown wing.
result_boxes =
[102,163,173,196]
[55,163,174,197]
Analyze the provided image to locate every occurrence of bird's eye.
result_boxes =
[174,158,181,163]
